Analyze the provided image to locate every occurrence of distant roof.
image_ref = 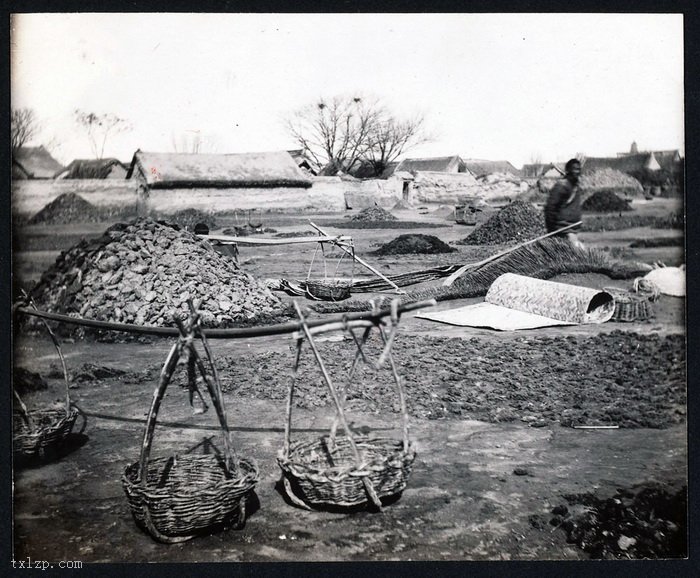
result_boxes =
[521,163,564,178]
[462,159,521,177]
[12,146,64,179]
[395,155,465,173]
[380,161,400,179]
[56,158,128,179]
[127,150,312,189]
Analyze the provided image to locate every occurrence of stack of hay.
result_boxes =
[350,207,398,222]
[458,200,546,245]
[372,234,457,256]
[29,193,102,225]
[582,190,633,212]
[29,218,281,330]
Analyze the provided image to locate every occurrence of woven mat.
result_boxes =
[416,273,615,331]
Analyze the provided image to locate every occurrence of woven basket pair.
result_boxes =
[122,306,258,543]
[278,300,415,510]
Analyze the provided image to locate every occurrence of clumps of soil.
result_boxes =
[550,484,687,559]
[203,330,685,427]
[582,190,633,212]
[392,200,412,210]
[27,217,281,334]
[458,200,546,245]
[350,207,398,221]
[29,193,102,225]
[371,234,457,256]
[582,212,684,232]
[160,208,217,231]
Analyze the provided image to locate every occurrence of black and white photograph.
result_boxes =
[9,11,687,566]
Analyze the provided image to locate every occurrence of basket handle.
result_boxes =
[136,311,239,487]
[292,301,382,509]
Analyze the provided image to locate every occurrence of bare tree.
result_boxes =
[286,95,432,177]
[285,95,385,173]
[364,112,432,176]
[74,110,132,159]
[11,107,40,152]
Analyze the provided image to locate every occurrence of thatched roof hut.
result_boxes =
[12,146,64,179]
[56,158,129,179]
[395,155,466,174]
[127,150,312,189]
[462,159,521,177]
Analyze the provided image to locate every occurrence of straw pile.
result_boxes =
[372,234,457,256]
[29,193,102,225]
[582,190,633,212]
[458,200,546,245]
[311,237,651,314]
[28,217,281,333]
[351,207,398,221]
[580,168,643,196]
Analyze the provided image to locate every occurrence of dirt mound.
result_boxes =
[550,483,687,559]
[582,190,633,212]
[28,217,281,333]
[161,208,217,231]
[351,207,398,222]
[458,200,546,245]
[29,193,102,225]
[391,199,412,210]
[372,234,457,256]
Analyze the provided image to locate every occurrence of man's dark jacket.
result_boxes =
[544,178,581,233]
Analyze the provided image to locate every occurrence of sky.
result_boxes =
[10,12,684,168]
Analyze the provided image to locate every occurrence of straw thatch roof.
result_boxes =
[12,146,64,179]
[395,155,466,174]
[127,150,312,189]
[56,158,129,179]
[462,159,521,177]
[521,162,565,178]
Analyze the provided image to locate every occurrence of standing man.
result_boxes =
[544,158,584,249]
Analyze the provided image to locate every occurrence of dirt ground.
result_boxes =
[11,198,688,562]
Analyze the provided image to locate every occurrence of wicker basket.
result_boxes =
[122,316,259,543]
[122,455,258,539]
[279,299,415,510]
[305,279,353,301]
[606,287,655,322]
[13,406,81,460]
[278,436,416,507]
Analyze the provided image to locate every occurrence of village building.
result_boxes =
[462,159,522,178]
[12,146,64,179]
[55,158,129,180]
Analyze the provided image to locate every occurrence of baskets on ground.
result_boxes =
[278,435,416,507]
[13,406,81,460]
[122,305,259,543]
[305,279,353,301]
[606,287,655,322]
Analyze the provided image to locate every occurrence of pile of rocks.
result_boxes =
[458,200,546,245]
[29,218,281,330]
[372,234,457,255]
[350,207,398,221]
[29,193,102,225]
[582,190,633,212]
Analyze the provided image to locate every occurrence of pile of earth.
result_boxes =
[458,200,546,245]
[547,483,687,559]
[350,207,398,221]
[391,200,412,210]
[159,208,217,231]
[371,234,457,256]
[27,217,281,335]
[582,190,633,212]
[169,330,685,427]
[29,193,102,225]
[582,212,684,232]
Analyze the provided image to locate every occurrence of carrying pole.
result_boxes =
[442,221,583,286]
[309,221,404,294]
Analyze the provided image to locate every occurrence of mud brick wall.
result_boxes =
[13,179,139,217]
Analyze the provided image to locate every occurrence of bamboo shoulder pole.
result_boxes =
[442,221,583,286]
